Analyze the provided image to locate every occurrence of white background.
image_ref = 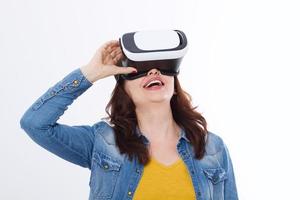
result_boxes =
[1,0,300,199]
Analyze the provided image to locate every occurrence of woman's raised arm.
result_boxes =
[19,40,137,169]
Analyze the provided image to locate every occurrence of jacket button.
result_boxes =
[104,165,109,169]
[73,80,79,86]
[136,169,140,173]
[128,191,132,196]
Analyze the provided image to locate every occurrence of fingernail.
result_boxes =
[131,70,137,73]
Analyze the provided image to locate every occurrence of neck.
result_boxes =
[135,102,180,143]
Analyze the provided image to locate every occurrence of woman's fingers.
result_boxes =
[110,48,122,58]
[115,51,124,60]
[114,66,137,75]
[102,44,123,64]
[103,40,120,52]
[82,39,134,82]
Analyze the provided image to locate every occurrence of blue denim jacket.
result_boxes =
[20,68,238,200]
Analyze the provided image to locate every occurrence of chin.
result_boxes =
[146,96,172,103]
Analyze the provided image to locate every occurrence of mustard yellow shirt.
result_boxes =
[132,156,196,200]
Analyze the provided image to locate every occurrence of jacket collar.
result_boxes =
[135,125,191,144]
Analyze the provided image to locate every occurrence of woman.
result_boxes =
[20,40,238,200]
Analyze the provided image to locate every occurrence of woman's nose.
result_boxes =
[147,68,161,76]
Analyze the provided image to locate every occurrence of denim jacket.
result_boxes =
[20,68,238,200]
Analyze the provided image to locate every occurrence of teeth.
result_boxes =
[145,80,162,88]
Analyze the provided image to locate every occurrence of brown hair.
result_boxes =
[104,76,208,165]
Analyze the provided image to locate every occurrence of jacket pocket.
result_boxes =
[203,168,227,200]
[90,151,122,199]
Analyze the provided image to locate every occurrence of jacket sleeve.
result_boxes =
[19,67,98,169]
[222,142,239,200]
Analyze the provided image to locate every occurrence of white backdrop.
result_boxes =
[1,0,299,199]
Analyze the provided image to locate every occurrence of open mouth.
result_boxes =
[143,80,165,89]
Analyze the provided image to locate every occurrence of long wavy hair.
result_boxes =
[104,76,208,165]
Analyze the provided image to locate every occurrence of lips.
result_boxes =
[143,77,165,88]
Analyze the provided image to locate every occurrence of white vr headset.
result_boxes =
[115,29,188,81]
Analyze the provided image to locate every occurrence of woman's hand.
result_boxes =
[80,40,137,83]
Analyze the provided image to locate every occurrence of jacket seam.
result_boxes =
[96,122,114,144]
[26,126,91,167]
[46,127,91,166]
[212,144,227,172]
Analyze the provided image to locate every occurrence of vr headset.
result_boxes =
[115,29,188,81]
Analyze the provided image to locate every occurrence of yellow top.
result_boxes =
[132,156,196,200]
